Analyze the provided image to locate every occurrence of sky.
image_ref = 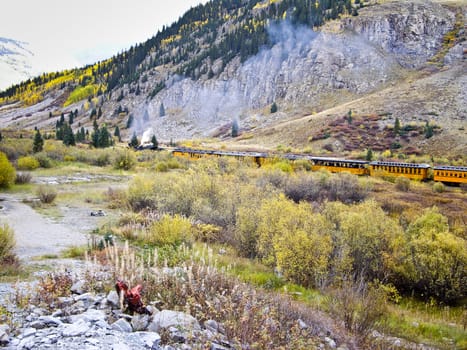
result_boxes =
[0,0,208,72]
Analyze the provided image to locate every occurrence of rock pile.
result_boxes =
[0,288,233,350]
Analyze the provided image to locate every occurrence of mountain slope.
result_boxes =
[0,37,37,91]
[0,0,465,159]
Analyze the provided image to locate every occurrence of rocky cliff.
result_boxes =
[136,0,461,141]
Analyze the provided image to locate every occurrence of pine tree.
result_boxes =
[159,103,166,117]
[425,121,433,139]
[270,102,278,113]
[69,112,74,125]
[347,109,353,124]
[63,123,75,146]
[114,126,121,142]
[129,132,139,148]
[366,148,373,161]
[0,132,3,142]
[151,135,158,149]
[60,113,65,126]
[98,107,103,119]
[33,129,44,153]
[394,117,401,135]
[231,120,239,137]
[126,115,134,129]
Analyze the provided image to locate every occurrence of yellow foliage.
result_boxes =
[64,84,100,107]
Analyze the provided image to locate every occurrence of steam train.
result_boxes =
[171,147,467,184]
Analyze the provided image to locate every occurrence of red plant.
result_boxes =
[115,280,150,314]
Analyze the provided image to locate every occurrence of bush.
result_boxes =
[113,150,136,170]
[146,214,192,247]
[0,223,16,263]
[433,182,445,193]
[34,153,53,168]
[327,280,387,341]
[17,156,40,170]
[0,152,16,188]
[95,152,111,167]
[15,172,32,184]
[37,185,57,204]
[155,162,169,172]
[395,177,411,192]
[402,208,467,303]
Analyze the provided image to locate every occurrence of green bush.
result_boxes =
[113,150,136,170]
[37,185,57,204]
[0,223,16,262]
[432,182,445,193]
[0,152,16,188]
[17,156,40,170]
[395,177,411,192]
[402,208,467,303]
[34,153,54,168]
[146,214,192,247]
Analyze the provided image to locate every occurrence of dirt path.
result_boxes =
[0,194,93,260]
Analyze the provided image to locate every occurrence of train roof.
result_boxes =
[433,165,467,172]
[370,161,430,168]
[311,156,368,164]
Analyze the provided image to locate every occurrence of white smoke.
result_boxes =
[140,127,154,146]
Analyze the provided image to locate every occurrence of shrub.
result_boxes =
[17,156,40,170]
[0,152,16,188]
[395,177,410,192]
[146,214,192,247]
[128,176,157,211]
[155,161,169,172]
[113,150,136,170]
[37,185,57,204]
[15,172,32,184]
[402,208,467,303]
[0,223,16,263]
[34,153,53,168]
[63,155,76,162]
[433,182,445,193]
[327,280,387,341]
[95,152,111,167]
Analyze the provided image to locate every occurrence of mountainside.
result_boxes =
[0,37,37,91]
[0,0,465,159]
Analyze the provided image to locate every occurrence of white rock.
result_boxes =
[148,310,200,333]
[61,318,91,337]
[112,318,133,333]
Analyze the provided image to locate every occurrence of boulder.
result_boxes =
[112,318,133,333]
[148,310,200,333]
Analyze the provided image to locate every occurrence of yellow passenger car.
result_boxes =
[311,157,369,175]
[433,166,467,184]
[369,161,430,180]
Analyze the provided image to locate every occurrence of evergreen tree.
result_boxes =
[270,102,278,113]
[126,115,134,129]
[159,103,166,117]
[151,135,158,149]
[33,129,44,153]
[366,148,373,161]
[98,107,103,119]
[425,121,433,139]
[49,111,53,119]
[347,109,353,124]
[0,131,2,142]
[394,117,401,135]
[60,113,65,126]
[114,126,121,142]
[231,119,239,137]
[129,132,139,148]
[62,123,75,146]
[69,112,74,125]
[98,125,112,148]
